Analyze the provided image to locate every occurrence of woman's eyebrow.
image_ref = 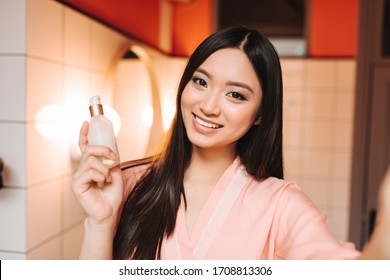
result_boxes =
[195,68,212,79]
[226,81,254,93]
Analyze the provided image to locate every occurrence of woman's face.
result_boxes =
[181,48,262,154]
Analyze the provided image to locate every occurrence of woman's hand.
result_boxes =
[71,121,124,226]
[361,167,390,259]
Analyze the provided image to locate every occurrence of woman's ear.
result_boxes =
[253,116,262,126]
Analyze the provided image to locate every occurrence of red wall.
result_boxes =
[62,0,359,58]
[63,0,212,57]
[171,0,212,57]
[64,0,161,50]
[308,0,359,57]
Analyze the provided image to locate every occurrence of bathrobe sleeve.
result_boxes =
[274,184,361,260]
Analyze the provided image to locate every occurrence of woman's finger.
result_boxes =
[78,121,89,153]
[73,168,107,194]
[76,155,111,180]
[81,144,118,163]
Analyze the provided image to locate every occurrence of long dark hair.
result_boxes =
[113,26,284,259]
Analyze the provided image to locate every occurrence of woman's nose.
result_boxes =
[199,92,221,116]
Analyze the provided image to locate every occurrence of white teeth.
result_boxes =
[195,116,221,129]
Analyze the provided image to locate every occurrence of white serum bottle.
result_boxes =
[88,95,120,168]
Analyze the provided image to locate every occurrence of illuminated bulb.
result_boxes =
[35,101,121,158]
[35,104,64,140]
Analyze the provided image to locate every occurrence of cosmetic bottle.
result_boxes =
[88,95,120,168]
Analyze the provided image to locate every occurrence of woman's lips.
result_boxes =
[193,114,223,129]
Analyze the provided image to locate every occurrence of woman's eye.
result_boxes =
[192,77,207,88]
[227,92,246,100]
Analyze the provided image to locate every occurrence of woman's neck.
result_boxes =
[186,146,237,180]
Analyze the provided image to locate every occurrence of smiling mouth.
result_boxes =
[194,114,223,129]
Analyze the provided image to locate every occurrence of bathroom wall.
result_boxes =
[0,0,356,260]
[0,0,131,259]
[282,58,356,241]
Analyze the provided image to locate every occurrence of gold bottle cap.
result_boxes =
[89,95,104,116]
[89,104,104,116]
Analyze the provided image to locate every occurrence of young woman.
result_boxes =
[72,26,390,260]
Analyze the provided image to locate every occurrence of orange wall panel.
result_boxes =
[309,0,358,57]
[171,0,212,57]
[63,0,161,49]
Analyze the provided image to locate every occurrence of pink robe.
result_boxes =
[122,157,361,260]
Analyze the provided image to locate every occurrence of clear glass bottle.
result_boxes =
[88,95,120,168]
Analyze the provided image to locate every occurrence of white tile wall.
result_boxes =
[327,209,350,240]
[330,181,351,209]
[299,179,330,209]
[335,92,355,121]
[64,8,91,68]
[332,151,353,180]
[0,188,27,252]
[0,0,26,53]
[283,119,302,151]
[301,149,333,178]
[0,56,26,121]
[90,20,129,72]
[281,58,356,241]
[26,124,67,186]
[283,150,301,181]
[62,224,83,260]
[302,121,334,149]
[26,58,62,122]
[0,0,28,259]
[62,176,84,229]
[306,60,337,89]
[0,252,27,260]
[63,65,91,101]
[304,90,335,119]
[26,0,62,61]
[281,59,305,89]
[334,122,354,150]
[27,236,61,260]
[283,90,305,120]
[26,180,62,250]
[0,0,132,259]
[89,71,107,103]
[336,60,356,89]
[0,123,26,187]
